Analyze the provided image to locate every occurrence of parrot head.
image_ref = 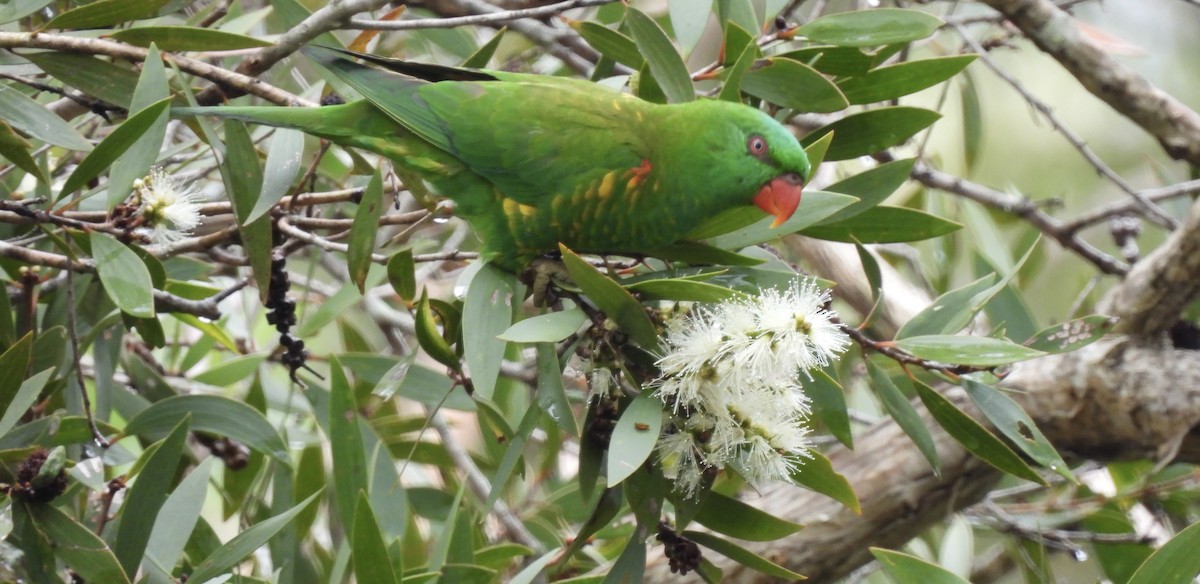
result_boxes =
[661,100,810,229]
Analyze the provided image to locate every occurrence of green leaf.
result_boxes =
[463,264,515,400]
[186,490,323,584]
[296,278,364,338]
[912,379,1045,484]
[803,131,834,180]
[142,458,214,580]
[0,119,47,183]
[626,278,745,303]
[718,42,758,103]
[387,249,417,303]
[23,52,139,109]
[353,492,399,584]
[220,119,274,298]
[706,190,859,249]
[603,537,646,584]
[573,21,644,69]
[0,84,93,151]
[871,547,970,584]
[0,368,53,438]
[897,274,997,340]
[108,44,170,206]
[560,244,661,351]
[0,332,34,424]
[895,335,1045,366]
[625,8,694,103]
[27,502,132,584]
[867,359,939,474]
[461,27,507,68]
[1024,315,1116,354]
[414,289,460,370]
[508,547,561,584]
[192,353,268,387]
[838,55,977,104]
[643,240,765,266]
[60,97,172,198]
[499,309,586,343]
[800,8,943,47]
[349,170,385,293]
[484,402,540,512]
[790,449,861,513]
[249,128,304,223]
[802,106,941,161]
[122,394,289,463]
[535,343,578,435]
[91,232,155,319]
[329,357,370,532]
[45,0,170,29]
[670,0,713,54]
[740,58,848,113]
[113,416,189,576]
[683,530,805,580]
[693,491,803,541]
[781,46,874,76]
[607,391,663,487]
[0,0,55,24]
[960,376,1073,481]
[807,368,852,448]
[822,158,916,223]
[803,205,961,243]
[108,26,274,50]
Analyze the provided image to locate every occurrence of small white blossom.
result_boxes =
[135,168,202,245]
[653,279,850,496]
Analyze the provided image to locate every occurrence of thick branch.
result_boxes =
[979,0,1200,166]
[1099,199,1200,336]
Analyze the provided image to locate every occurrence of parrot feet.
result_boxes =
[523,255,570,308]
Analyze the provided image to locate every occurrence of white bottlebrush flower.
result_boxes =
[653,278,849,496]
[134,168,202,245]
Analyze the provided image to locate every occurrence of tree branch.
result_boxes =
[978,0,1200,166]
[1099,198,1200,336]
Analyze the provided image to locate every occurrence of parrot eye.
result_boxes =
[747,134,768,158]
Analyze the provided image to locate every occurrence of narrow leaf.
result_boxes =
[871,547,970,584]
[349,170,385,293]
[895,335,1045,366]
[353,492,400,584]
[807,368,852,448]
[108,44,169,206]
[536,343,578,436]
[822,158,916,224]
[46,0,170,29]
[683,531,805,580]
[800,8,943,47]
[329,357,370,531]
[108,26,273,50]
[122,394,289,462]
[693,491,804,541]
[912,380,1045,484]
[499,309,586,343]
[559,244,661,351]
[113,416,190,575]
[625,8,694,103]
[27,503,132,584]
[1024,315,1116,354]
[186,490,323,584]
[0,84,92,151]
[462,264,514,400]
[1127,519,1200,584]
[896,274,997,340]
[607,391,663,486]
[790,449,861,513]
[91,232,155,318]
[60,97,172,197]
[838,55,977,104]
[740,58,848,113]
[960,376,1073,481]
[387,249,417,302]
[801,106,941,161]
[249,128,304,223]
[867,359,939,474]
[802,205,961,243]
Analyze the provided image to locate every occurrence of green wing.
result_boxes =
[307,47,654,207]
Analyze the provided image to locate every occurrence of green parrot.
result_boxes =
[176,47,810,270]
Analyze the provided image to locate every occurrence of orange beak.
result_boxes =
[754,173,804,228]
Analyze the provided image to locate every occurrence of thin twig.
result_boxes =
[347,0,617,30]
[949,20,1178,231]
[65,267,109,448]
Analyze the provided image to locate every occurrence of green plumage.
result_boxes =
[175,47,811,269]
